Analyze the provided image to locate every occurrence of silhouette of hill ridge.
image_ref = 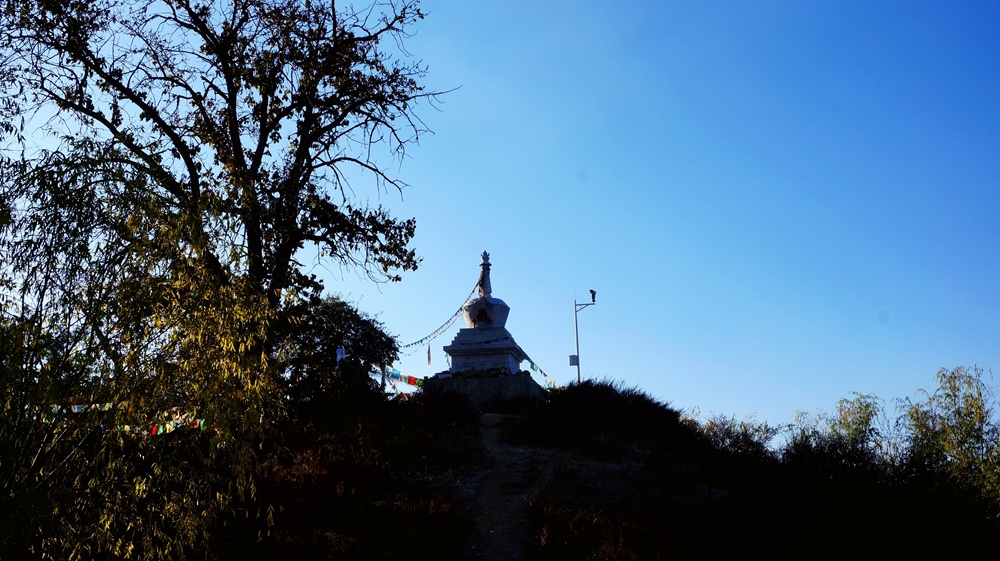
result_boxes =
[216,377,999,560]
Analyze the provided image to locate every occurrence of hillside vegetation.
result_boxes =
[2,348,997,559]
[212,366,998,560]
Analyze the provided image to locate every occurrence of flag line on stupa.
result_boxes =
[397,279,480,354]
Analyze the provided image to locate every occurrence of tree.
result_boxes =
[280,295,399,429]
[0,0,433,557]
[902,366,1000,503]
[783,393,898,471]
[2,0,425,297]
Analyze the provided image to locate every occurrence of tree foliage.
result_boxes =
[280,295,398,430]
[2,0,426,292]
[901,366,1000,501]
[0,0,431,557]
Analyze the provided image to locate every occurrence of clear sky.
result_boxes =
[320,0,1000,424]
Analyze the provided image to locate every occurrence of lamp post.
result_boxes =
[571,289,597,384]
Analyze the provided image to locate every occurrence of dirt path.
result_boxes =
[460,413,568,561]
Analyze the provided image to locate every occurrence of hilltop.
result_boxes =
[213,372,999,560]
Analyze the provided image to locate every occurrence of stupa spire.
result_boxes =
[478,251,492,298]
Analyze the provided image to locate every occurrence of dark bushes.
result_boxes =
[520,379,689,458]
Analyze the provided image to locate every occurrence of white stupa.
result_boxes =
[443,251,527,374]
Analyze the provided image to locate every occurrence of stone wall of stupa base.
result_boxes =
[422,371,545,411]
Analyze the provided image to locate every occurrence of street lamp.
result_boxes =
[570,289,597,383]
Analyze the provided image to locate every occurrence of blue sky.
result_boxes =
[323,0,1000,424]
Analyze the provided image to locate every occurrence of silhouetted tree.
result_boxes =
[0,0,434,557]
[280,295,398,430]
[901,366,1000,505]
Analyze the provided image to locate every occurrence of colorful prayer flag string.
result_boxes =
[522,352,560,390]
[379,365,425,388]
[399,278,480,353]
[39,401,208,437]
